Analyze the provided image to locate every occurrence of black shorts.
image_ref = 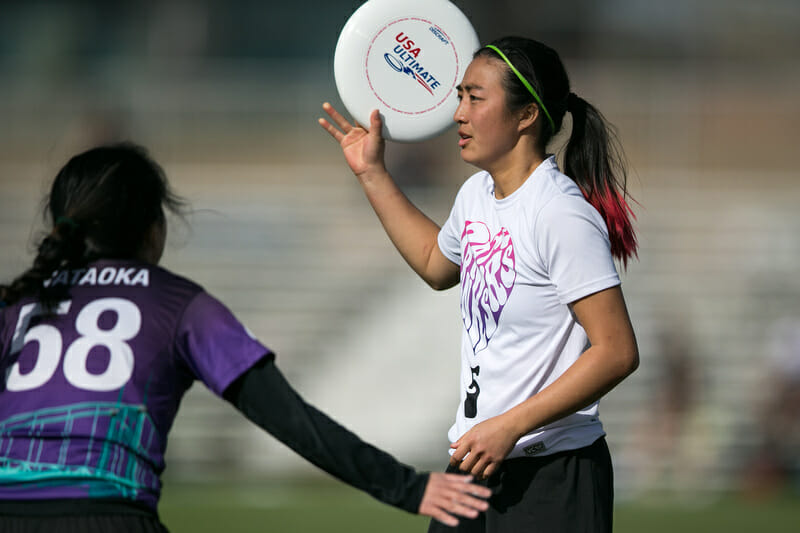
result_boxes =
[0,498,169,533]
[428,437,614,533]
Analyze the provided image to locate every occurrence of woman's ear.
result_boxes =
[517,103,540,132]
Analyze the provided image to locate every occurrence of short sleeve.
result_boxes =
[175,292,273,396]
[438,199,463,266]
[535,195,620,304]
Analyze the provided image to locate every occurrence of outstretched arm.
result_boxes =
[223,357,490,526]
[318,103,459,290]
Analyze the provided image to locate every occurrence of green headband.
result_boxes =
[485,44,555,133]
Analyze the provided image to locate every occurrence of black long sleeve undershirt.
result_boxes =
[222,356,429,514]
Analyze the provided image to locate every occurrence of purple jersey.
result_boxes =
[0,260,270,509]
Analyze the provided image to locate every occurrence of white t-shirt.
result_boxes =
[437,156,620,458]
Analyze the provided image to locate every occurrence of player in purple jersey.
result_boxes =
[0,143,491,532]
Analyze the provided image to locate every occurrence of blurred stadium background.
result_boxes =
[1,1,799,531]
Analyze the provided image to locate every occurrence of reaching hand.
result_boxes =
[318,102,387,181]
[419,472,491,527]
[449,415,520,480]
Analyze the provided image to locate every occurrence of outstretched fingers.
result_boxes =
[319,102,355,140]
[419,472,491,527]
[318,117,344,142]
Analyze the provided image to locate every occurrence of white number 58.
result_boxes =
[7,298,140,392]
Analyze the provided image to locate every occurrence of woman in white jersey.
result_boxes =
[320,36,639,532]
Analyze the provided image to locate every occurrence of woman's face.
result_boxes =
[453,56,522,169]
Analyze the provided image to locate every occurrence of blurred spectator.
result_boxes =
[741,317,800,498]
[625,321,709,499]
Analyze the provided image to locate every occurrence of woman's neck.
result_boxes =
[486,146,546,199]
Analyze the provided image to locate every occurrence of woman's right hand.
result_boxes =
[419,472,491,527]
[318,102,459,291]
[319,102,387,181]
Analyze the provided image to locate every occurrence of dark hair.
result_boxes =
[0,142,186,310]
[475,37,637,266]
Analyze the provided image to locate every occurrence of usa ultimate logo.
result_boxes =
[383,31,443,95]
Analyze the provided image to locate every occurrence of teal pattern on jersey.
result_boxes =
[0,398,161,499]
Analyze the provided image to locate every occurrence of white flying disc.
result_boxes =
[334,0,480,143]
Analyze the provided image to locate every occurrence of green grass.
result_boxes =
[614,496,800,533]
[159,479,800,533]
[160,479,427,533]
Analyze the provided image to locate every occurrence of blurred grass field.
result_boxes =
[159,478,800,533]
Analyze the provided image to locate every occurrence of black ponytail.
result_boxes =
[564,93,637,267]
[0,219,87,311]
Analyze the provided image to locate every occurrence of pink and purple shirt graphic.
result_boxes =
[460,221,516,354]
